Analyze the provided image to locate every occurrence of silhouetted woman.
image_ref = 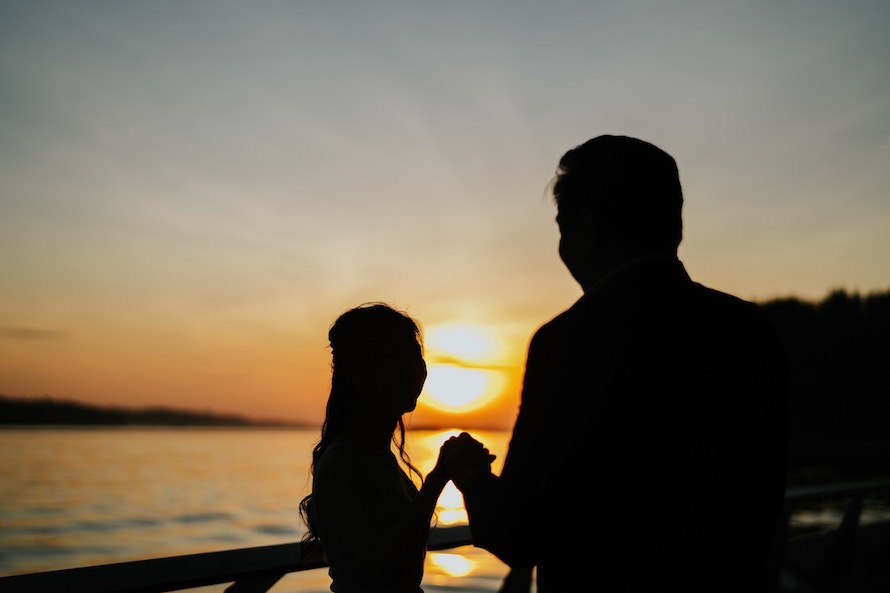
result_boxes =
[299,302,457,593]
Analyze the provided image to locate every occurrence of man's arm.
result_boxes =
[449,329,552,567]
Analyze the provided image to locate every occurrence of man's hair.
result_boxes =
[552,134,683,252]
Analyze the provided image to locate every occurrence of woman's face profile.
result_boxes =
[373,332,427,416]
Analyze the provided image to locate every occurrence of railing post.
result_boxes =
[769,502,794,593]
[823,493,864,578]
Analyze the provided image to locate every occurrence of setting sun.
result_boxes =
[421,324,506,413]
[426,323,496,359]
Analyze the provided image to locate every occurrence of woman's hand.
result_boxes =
[427,434,462,486]
[442,432,495,489]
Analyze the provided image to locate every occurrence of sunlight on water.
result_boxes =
[436,483,469,525]
[429,552,475,576]
[0,427,514,592]
[10,428,876,593]
[9,427,879,592]
[0,428,315,575]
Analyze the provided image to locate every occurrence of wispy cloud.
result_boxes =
[1,328,68,340]
[427,355,510,370]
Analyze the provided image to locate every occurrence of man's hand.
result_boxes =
[442,432,495,490]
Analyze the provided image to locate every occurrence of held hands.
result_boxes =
[439,432,495,490]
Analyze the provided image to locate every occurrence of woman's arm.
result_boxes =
[312,443,453,587]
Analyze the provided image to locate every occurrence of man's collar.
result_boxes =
[582,253,680,296]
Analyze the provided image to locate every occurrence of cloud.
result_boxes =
[1,328,68,340]
[427,355,510,370]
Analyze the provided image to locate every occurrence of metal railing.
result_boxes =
[0,524,472,593]
[773,478,890,592]
[2,480,889,593]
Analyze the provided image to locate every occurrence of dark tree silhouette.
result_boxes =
[760,288,890,481]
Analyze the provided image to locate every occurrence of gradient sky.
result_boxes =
[2,1,888,429]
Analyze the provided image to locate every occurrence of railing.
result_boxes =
[0,525,472,593]
[2,479,889,593]
[773,478,890,592]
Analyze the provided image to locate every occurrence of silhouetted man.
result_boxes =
[448,135,790,592]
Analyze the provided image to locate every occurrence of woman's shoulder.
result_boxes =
[316,440,368,469]
[313,441,376,493]
[318,440,397,475]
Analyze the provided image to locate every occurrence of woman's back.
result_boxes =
[311,439,423,592]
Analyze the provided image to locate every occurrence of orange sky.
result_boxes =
[1,300,541,430]
[2,3,889,429]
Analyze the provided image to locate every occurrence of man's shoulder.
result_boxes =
[527,299,592,349]
[535,299,585,331]
[686,283,786,359]
[689,281,768,319]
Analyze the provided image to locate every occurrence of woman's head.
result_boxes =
[328,302,427,418]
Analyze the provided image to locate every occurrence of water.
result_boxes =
[4,427,889,592]
[0,426,515,592]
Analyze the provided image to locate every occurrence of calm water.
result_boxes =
[3,428,888,592]
[0,427,515,593]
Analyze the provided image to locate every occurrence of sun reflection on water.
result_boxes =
[429,552,476,577]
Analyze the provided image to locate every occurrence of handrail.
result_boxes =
[0,525,472,593]
[2,480,889,593]
[784,477,890,502]
[774,477,890,592]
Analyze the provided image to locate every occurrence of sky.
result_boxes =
[1,1,888,429]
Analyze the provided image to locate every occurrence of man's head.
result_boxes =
[551,135,684,287]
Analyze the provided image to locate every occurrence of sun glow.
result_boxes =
[429,553,475,577]
[426,323,496,359]
[421,323,505,413]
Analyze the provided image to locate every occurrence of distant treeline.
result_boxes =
[0,395,302,428]
[2,288,888,441]
[758,287,890,444]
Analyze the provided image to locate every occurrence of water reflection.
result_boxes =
[3,427,888,591]
[436,483,468,525]
[0,427,514,587]
[429,552,475,577]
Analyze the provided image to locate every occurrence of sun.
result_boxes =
[421,323,505,413]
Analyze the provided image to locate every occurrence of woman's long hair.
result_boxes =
[299,302,424,549]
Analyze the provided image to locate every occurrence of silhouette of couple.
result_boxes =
[299,135,790,593]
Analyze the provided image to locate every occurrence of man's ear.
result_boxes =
[574,208,604,252]
[576,207,595,230]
